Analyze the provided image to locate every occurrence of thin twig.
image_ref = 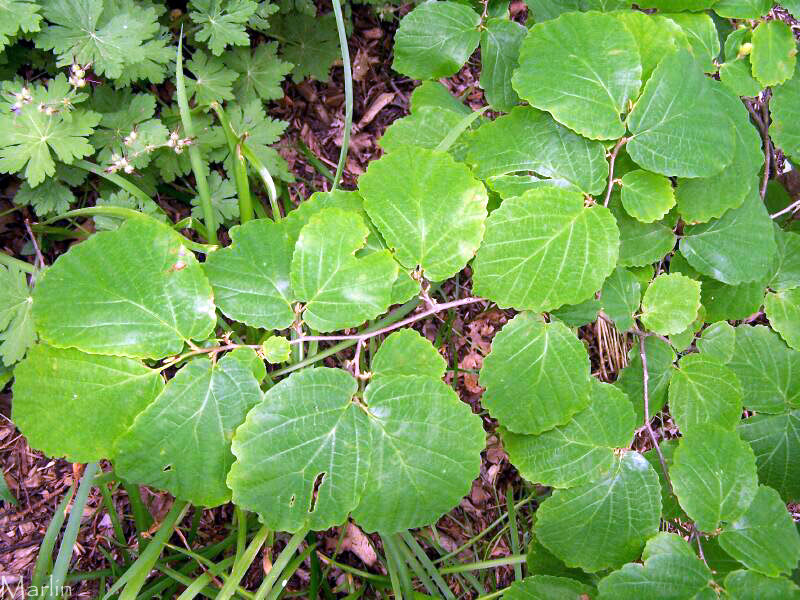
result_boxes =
[772,197,800,219]
[24,219,45,270]
[745,96,773,199]
[603,137,629,207]
[639,335,673,495]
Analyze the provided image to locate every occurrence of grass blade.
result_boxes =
[240,143,281,221]
[210,102,253,224]
[330,0,353,190]
[31,484,75,590]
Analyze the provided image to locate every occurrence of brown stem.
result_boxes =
[639,334,674,495]
[603,137,629,207]
[772,197,800,219]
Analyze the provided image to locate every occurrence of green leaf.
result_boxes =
[504,575,594,600]
[600,267,641,331]
[770,71,800,162]
[550,297,601,328]
[644,440,683,519]
[598,536,712,600]
[0,77,100,186]
[680,189,776,285]
[35,0,160,78]
[371,330,446,380]
[480,313,592,434]
[636,0,717,9]
[352,375,484,532]
[465,106,607,194]
[526,536,592,583]
[750,20,797,88]
[14,177,75,218]
[669,354,743,433]
[392,1,481,80]
[714,0,771,18]
[261,336,290,364]
[360,146,488,282]
[224,42,293,104]
[641,273,701,336]
[191,170,239,225]
[609,196,677,268]
[701,278,765,322]
[271,13,339,81]
[229,368,370,532]
[719,485,800,577]
[33,217,216,359]
[0,0,41,50]
[612,12,689,83]
[479,18,525,112]
[720,59,762,97]
[724,570,800,600]
[765,289,800,351]
[739,409,800,502]
[291,208,396,332]
[675,81,763,223]
[12,345,164,462]
[670,425,759,532]
[115,351,263,507]
[662,13,720,73]
[769,230,800,291]
[95,190,166,232]
[536,452,661,572]
[189,0,257,56]
[474,188,619,311]
[380,107,467,155]
[627,50,734,177]
[728,325,800,413]
[411,81,472,115]
[503,380,635,487]
[512,11,641,140]
[615,335,675,424]
[0,264,35,366]
[0,470,16,506]
[185,50,238,105]
[619,170,675,224]
[697,321,736,363]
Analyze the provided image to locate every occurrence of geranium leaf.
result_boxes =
[0,265,35,366]
[0,0,41,50]
[600,267,641,331]
[360,146,488,282]
[627,50,734,177]
[504,575,594,600]
[392,1,481,80]
[719,485,800,577]
[670,425,759,532]
[750,20,797,88]
[229,368,371,533]
[185,50,238,105]
[371,330,446,380]
[739,410,800,503]
[724,570,800,600]
[680,189,776,285]
[473,187,619,311]
[114,351,262,507]
[669,354,743,433]
[479,18,525,112]
[536,452,661,572]
[641,273,701,336]
[765,289,800,350]
[615,335,676,424]
[189,0,257,56]
[352,374,484,532]
[513,11,640,140]
[223,43,293,105]
[291,208,397,332]
[203,219,295,331]
[620,170,675,223]
[770,71,800,162]
[503,380,635,487]
[480,313,592,434]
[33,217,216,359]
[12,345,164,463]
[465,106,607,194]
[728,325,800,413]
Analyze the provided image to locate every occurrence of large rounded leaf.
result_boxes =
[680,189,777,285]
[392,1,481,80]
[640,273,701,335]
[724,570,800,600]
[352,375,484,532]
[114,351,263,507]
[600,267,641,331]
[728,325,800,414]
[615,335,676,424]
[12,345,163,462]
[359,146,488,282]
[229,368,371,532]
[32,217,216,359]
[370,329,446,380]
[464,106,607,194]
[770,72,800,162]
[512,11,641,140]
[719,485,800,577]
[769,230,800,292]
[291,208,397,331]
[504,575,594,600]
[669,354,743,434]
[479,18,525,112]
[739,410,800,502]
[765,289,800,350]
[480,313,592,434]
[750,20,797,88]
[203,219,295,330]
[503,380,635,487]
[536,451,661,572]
[473,188,619,311]
[627,50,734,177]
[619,170,675,223]
[670,425,759,532]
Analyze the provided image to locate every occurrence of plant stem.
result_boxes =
[0,252,36,274]
[438,554,527,575]
[72,160,156,209]
[211,102,253,224]
[603,137,628,207]
[330,0,352,190]
[639,335,673,494]
[240,144,282,221]
[772,198,800,219]
[48,463,99,598]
